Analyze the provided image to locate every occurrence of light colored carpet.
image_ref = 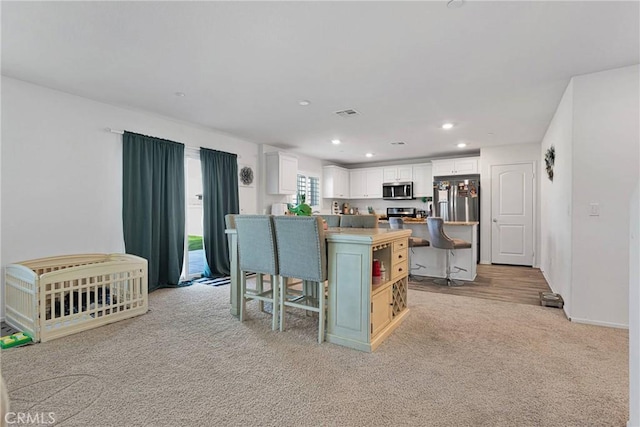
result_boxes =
[0,284,628,426]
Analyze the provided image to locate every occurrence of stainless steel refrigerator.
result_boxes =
[432,174,480,259]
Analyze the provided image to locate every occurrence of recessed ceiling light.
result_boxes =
[442,123,454,130]
[365,153,373,158]
[298,100,311,106]
[175,92,186,97]
[331,139,341,145]
[457,143,467,148]
[447,0,465,9]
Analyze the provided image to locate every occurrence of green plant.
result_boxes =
[287,193,312,216]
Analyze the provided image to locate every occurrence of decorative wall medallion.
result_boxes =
[545,145,555,181]
[239,166,254,186]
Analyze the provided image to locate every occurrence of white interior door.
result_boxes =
[491,163,534,266]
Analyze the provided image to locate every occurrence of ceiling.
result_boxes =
[2,1,638,165]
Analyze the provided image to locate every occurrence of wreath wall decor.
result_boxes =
[544,146,555,182]
[239,166,254,186]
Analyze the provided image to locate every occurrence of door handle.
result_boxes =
[492,218,498,223]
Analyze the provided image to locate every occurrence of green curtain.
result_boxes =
[122,131,185,291]
[200,148,239,277]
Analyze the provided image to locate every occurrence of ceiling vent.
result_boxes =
[335,109,360,118]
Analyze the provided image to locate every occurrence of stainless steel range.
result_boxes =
[386,207,417,218]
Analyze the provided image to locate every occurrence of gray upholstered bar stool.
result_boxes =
[339,214,378,228]
[426,217,471,286]
[273,216,327,343]
[234,215,280,330]
[389,218,430,277]
[319,214,341,228]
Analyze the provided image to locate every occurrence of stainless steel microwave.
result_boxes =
[382,182,414,200]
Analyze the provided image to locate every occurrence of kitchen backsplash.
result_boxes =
[321,198,432,216]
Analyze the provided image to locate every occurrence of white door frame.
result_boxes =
[489,161,537,267]
[182,147,203,281]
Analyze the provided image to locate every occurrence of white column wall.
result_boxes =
[1,77,259,319]
[630,182,639,427]
[479,143,541,266]
[570,65,639,328]
[540,80,574,317]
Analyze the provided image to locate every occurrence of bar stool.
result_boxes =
[426,217,471,286]
[388,218,430,277]
[235,215,280,330]
[339,214,378,228]
[318,214,341,228]
[273,216,327,343]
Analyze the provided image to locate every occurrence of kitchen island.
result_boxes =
[326,228,412,352]
[226,226,411,352]
[380,220,478,281]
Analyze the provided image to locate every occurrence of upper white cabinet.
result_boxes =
[265,151,298,195]
[431,157,479,176]
[412,163,433,198]
[350,168,383,199]
[382,166,413,183]
[323,165,350,199]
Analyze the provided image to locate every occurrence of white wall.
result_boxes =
[479,143,541,266]
[570,65,639,328]
[630,182,639,427]
[1,77,259,318]
[539,65,640,328]
[540,81,574,317]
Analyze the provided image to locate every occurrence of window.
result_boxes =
[294,173,320,209]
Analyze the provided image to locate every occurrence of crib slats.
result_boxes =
[5,254,148,342]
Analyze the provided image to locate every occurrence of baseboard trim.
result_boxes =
[570,317,628,329]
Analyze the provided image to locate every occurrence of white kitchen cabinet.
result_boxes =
[412,163,433,197]
[265,151,298,195]
[431,157,479,176]
[350,168,383,199]
[323,165,350,198]
[350,170,366,199]
[382,166,413,183]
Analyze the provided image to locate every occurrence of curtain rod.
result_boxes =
[106,127,242,158]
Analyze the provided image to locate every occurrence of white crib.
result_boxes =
[4,253,148,343]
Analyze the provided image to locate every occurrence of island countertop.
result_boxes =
[378,219,478,226]
[326,227,411,243]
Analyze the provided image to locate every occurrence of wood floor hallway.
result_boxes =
[409,264,553,307]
